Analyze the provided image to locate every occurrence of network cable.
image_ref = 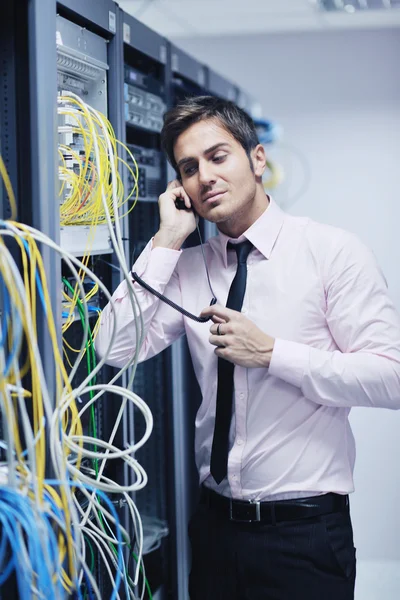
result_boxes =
[0,133,153,598]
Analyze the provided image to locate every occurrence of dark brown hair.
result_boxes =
[161,95,259,173]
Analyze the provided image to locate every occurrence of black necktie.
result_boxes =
[210,240,253,484]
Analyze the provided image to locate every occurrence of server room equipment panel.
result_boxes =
[57,15,112,256]
[124,64,166,133]
[122,13,173,599]
[123,13,168,205]
[170,43,208,101]
[208,69,238,103]
[126,143,163,202]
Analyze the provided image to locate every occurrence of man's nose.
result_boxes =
[198,161,216,186]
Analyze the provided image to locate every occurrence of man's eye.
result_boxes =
[212,154,227,163]
[184,165,197,176]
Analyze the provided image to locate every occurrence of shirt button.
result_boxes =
[232,474,237,480]
[236,438,243,446]
[239,393,244,400]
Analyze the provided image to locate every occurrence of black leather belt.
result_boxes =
[200,486,349,524]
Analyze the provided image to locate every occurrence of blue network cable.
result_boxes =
[20,236,47,314]
[0,275,23,378]
[0,276,10,346]
[45,480,131,600]
[254,118,281,145]
[0,220,47,314]
[0,220,48,377]
[1,489,61,596]
[79,567,95,600]
[0,487,65,599]
[42,489,87,600]
[87,306,101,313]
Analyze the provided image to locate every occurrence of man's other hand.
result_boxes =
[200,304,275,368]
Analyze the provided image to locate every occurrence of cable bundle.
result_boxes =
[58,92,138,227]
[0,486,65,599]
[0,89,155,598]
[58,92,139,339]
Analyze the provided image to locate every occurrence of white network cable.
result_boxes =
[1,217,149,596]
[0,92,154,598]
[58,92,150,586]
[60,92,152,577]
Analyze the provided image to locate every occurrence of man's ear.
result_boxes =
[252,144,267,178]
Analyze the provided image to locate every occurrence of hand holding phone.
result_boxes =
[153,179,197,249]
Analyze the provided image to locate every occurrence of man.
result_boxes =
[96,96,400,599]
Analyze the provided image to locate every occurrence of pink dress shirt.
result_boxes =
[96,199,400,501]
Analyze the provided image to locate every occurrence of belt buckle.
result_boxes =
[229,499,261,523]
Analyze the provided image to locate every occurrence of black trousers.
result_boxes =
[188,496,356,600]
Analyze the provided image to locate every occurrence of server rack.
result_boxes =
[56,2,129,597]
[207,68,238,104]
[236,88,256,114]
[0,0,122,597]
[0,0,60,597]
[0,1,262,598]
[0,0,60,404]
[119,11,173,600]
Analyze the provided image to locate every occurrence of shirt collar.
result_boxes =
[209,197,286,268]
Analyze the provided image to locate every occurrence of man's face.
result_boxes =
[173,118,267,236]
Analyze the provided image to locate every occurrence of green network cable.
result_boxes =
[62,278,98,466]
[62,278,153,599]
[82,534,96,600]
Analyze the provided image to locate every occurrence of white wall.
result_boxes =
[173,28,400,598]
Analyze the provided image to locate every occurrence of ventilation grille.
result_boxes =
[57,52,103,80]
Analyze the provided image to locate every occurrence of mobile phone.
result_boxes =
[175,198,187,210]
[175,197,196,213]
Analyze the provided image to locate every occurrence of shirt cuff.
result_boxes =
[268,339,310,389]
[132,239,182,288]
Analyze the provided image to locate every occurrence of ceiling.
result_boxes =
[117,0,400,38]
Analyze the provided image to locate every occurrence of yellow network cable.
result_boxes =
[0,236,33,465]
[0,234,76,588]
[0,159,84,569]
[1,145,147,595]
[58,99,106,329]
[3,89,146,595]
[8,221,82,582]
[58,95,139,225]
[0,154,17,220]
[58,94,139,345]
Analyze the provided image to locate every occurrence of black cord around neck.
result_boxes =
[131,222,217,323]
